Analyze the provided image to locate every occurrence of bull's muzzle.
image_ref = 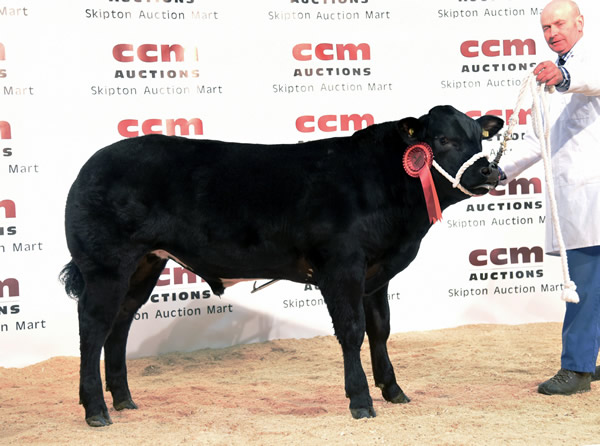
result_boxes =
[478,162,500,190]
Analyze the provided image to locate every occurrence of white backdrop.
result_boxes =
[1,0,598,368]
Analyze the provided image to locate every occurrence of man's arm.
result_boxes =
[499,131,542,185]
[565,61,600,96]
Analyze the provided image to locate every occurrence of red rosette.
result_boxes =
[402,143,442,224]
[403,143,433,177]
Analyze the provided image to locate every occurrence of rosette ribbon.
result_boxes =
[402,143,442,224]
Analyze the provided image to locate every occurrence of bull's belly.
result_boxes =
[150,249,312,289]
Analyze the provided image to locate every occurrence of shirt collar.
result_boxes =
[558,49,573,65]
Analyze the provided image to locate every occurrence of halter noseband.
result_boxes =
[432,151,490,197]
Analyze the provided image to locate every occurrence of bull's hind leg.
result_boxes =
[363,285,410,404]
[104,254,168,412]
[78,266,135,427]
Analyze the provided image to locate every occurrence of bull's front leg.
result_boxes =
[318,260,375,419]
[363,284,410,405]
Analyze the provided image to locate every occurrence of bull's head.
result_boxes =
[400,105,504,198]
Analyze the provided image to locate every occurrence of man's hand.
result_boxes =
[534,61,564,86]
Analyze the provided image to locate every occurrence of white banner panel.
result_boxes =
[1,0,598,367]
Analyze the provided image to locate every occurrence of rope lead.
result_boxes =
[497,73,579,304]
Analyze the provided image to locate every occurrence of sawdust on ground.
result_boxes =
[2,323,600,445]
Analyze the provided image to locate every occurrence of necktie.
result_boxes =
[558,56,566,66]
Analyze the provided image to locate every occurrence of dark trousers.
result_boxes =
[561,246,600,373]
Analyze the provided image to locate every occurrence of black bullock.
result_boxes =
[61,105,503,426]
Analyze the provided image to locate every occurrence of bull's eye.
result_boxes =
[439,136,449,145]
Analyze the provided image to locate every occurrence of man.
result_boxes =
[500,0,600,395]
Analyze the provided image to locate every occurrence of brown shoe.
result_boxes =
[538,369,591,395]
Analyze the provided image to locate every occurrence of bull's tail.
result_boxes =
[59,260,85,301]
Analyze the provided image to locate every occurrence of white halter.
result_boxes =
[432,152,490,197]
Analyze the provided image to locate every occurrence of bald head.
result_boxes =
[541,0,584,55]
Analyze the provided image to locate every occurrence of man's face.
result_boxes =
[541,2,584,55]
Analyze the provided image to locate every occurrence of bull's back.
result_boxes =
[65,135,351,245]
[71,134,365,216]
[72,135,222,192]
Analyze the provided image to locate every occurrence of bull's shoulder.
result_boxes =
[351,121,400,145]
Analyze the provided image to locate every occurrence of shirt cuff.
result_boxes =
[555,66,571,92]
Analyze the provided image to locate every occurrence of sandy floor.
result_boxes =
[2,323,600,445]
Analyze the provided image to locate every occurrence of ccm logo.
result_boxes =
[293,43,370,61]
[0,277,19,298]
[157,267,198,287]
[467,108,531,126]
[460,39,536,58]
[490,177,542,197]
[296,114,374,133]
[118,118,204,137]
[0,121,11,140]
[469,246,544,266]
[113,44,188,63]
[0,199,16,219]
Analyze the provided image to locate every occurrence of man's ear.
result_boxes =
[397,117,423,143]
[577,14,584,33]
[477,115,504,140]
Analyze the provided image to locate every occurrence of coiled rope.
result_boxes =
[494,72,579,304]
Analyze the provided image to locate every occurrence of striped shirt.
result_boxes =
[556,49,573,92]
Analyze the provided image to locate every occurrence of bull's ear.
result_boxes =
[397,117,423,143]
[477,116,504,140]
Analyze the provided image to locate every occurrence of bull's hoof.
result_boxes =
[388,391,410,404]
[85,411,113,427]
[114,398,138,411]
[380,384,411,404]
[350,406,376,419]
